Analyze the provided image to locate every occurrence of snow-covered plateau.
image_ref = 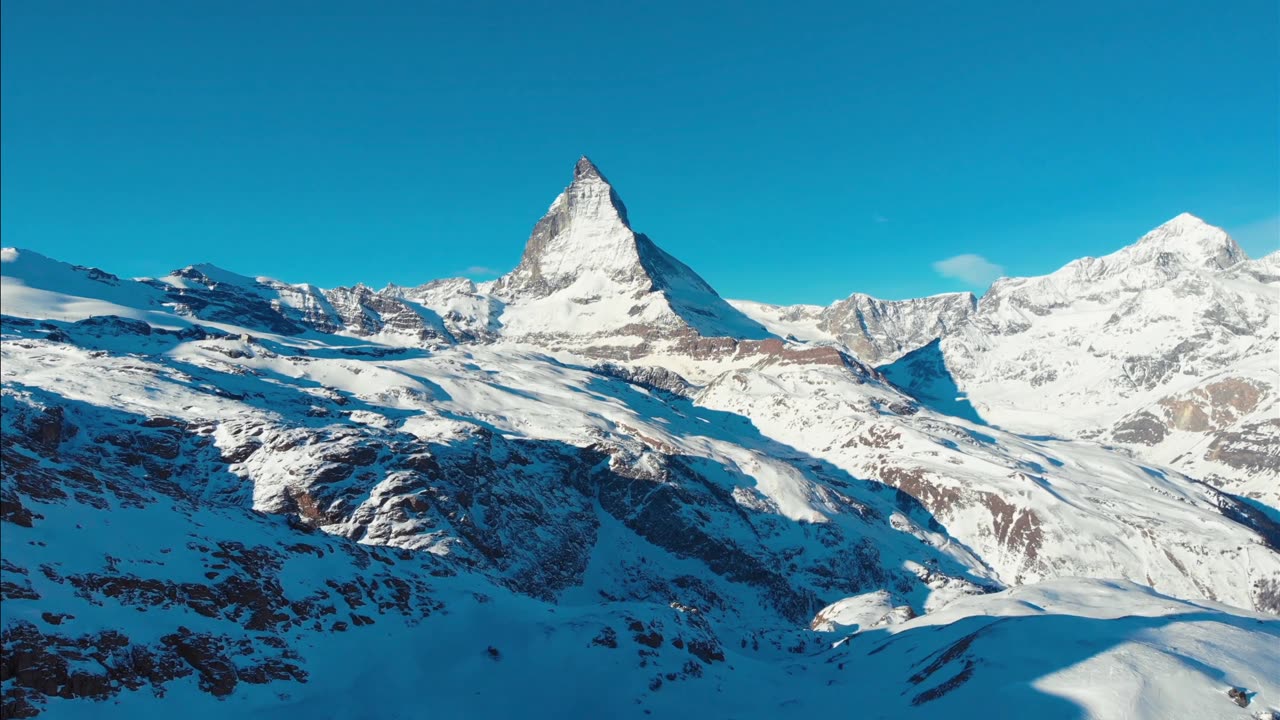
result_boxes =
[2,158,1277,719]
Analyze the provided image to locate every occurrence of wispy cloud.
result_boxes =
[872,214,890,224]
[932,254,1005,286]
[461,265,500,277]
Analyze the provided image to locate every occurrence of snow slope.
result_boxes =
[3,363,1276,719]
[697,357,1280,611]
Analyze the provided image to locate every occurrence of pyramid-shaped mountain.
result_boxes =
[490,157,774,346]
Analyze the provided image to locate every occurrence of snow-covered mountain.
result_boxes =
[730,291,977,365]
[3,162,1278,719]
[490,157,774,350]
[885,213,1280,506]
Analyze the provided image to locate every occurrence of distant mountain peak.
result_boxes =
[172,263,261,288]
[1160,211,1208,227]
[1138,212,1217,245]
[1129,212,1245,271]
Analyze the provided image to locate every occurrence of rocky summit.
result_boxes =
[2,160,1278,719]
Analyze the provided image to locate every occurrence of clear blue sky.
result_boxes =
[3,1,1277,304]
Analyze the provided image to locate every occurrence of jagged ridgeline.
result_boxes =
[2,159,1278,718]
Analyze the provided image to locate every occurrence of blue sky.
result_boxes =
[2,1,1276,304]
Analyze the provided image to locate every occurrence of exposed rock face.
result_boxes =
[160,266,309,335]
[1113,411,1169,445]
[1158,378,1268,431]
[818,292,976,365]
[1205,418,1280,475]
[386,277,502,342]
[592,363,696,397]
[321,284,452,342]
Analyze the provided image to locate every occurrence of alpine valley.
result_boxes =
[2,158,1278,719]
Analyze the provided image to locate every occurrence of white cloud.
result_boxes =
[932,254,1004,286]
[461,265,500,277]
[872,214,890,224]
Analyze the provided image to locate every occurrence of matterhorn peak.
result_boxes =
[488,157,773,343]
[491,157,642,300]
[564,154,631,226]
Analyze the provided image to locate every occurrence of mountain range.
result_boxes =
[2,157,1277,719]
